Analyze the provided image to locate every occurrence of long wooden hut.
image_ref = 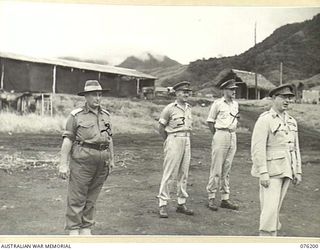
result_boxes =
[0,52,156,97]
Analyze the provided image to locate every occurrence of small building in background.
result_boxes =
[302,90,319,104]
[214,69,276,99]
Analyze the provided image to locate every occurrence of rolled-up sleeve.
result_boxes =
[62,114,76,141]
[251,116,269,175]
[159,105,170,126]
[207,102,218,123]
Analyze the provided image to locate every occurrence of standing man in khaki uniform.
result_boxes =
[58,80,115,235]
[157,81,194,218]
[251,84,302,237]
[206,79,240,211]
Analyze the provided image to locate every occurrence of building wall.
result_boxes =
[0,57,155,97]
[56,67,99,94]
[248,88,256,99]
[140,79,154,89]
[1,58,52,92]
[29,63,53,92]
[246,88,269,99]
[235,82,248,99]
[118,78,137,97]
[99,73,120,96]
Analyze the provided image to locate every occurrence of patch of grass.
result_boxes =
[3,95,318,134]
[0,112,65,134]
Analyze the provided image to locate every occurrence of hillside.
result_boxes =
[142,64,188,86]
[118,52,181,71]
[162,13,320,89]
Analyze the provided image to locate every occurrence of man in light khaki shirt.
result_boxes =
[157,81,194,218]
[251,84,302,236]
[206,79,240,211]
[58,80,114,235]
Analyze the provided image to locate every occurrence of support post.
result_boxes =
[41,93,44,116]
[52,65,56,94]
[50,93,53,117]
[1,62,4,89]
[254,72,258,99]
[137,78,140,96]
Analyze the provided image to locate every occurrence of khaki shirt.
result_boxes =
[159,101,192,134]
[207,97,239,130]
[251,108,302,179]
[62,104,112,144]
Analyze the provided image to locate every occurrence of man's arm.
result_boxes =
[159,123,167,141]
[251,116,270,188]
[59,137,73,179]
[206,101,218,134]
[293,124,302,185]
[207,121,216,134]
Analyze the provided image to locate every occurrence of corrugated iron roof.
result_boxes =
[231,69,275,90]
[0,52,156,80]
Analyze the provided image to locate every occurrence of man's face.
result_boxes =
[176,90,191,103]
[85,91,102,108]
[273,94,292,112]
[224,88,236,99]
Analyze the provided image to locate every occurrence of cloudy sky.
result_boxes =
[0,1,319,65]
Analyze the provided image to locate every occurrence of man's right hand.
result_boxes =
[58,164,69,180]
[260,173,270,188]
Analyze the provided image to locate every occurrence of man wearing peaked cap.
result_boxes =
[157,80,194,218]
[172,81,192,92]
[219,79,240,90]
[206,78,240,212]
[58,80,114,235]
[268,83,295,97]
[251,83,302,236]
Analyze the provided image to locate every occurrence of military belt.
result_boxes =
[169,131,190,137]
[216,128,236,133]
[75,141,109,151]
[267,145,296,152]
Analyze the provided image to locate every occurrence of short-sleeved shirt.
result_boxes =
[62,104,112,144]
[159,101,192,134]
[206,97,239,130]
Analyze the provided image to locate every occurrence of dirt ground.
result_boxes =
[0,109,319,237]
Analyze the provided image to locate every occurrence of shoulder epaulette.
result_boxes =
[287,115,297,123]
[71,108,83,116]
[101,109,110,116]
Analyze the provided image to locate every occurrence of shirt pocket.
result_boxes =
[171,113,186,128]
[288,122,298,132]
[218,108,229,119]
[266,151,286,176]
[77,121,96,140]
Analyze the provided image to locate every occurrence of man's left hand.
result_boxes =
[293,174,302,185]
[108,160,115,173]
